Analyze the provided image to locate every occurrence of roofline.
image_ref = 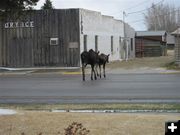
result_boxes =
[135,30,167,37]
[31,8,125,23]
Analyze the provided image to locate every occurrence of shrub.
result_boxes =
[64,122,90,135]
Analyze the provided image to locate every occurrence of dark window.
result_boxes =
[131,38,133,51]
[84,35,87,51]
[95,35,98,52]
[111,36,113,53]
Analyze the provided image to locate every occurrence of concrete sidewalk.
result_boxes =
[106,67,180,74]
[0,66,81,75]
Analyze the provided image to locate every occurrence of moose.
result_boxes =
[98,53,110,78]
[81,49,109,81]
[81,49,99,81]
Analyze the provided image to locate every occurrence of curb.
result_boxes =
[52,109,180,113]
[0,67,82,76]
[1,72,180,76]
[160,72,180,74]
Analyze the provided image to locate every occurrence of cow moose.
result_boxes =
[98,53,110,78]
[81,49,99,81]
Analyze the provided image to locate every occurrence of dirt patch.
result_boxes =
[0,111,179,135]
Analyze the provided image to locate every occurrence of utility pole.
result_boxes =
[123,11,126,38]
[123,11,128,61]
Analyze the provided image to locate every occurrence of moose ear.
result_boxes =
[107,54,110,57]
[97,51,100,54]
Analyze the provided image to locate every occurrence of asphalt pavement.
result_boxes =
[0,73,180,103]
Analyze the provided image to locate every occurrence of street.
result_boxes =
[0,73,180,103]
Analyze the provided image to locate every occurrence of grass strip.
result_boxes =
[0,103,180,111]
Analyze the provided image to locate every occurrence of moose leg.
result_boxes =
[99,65,101,78]
[91,65,93,80]
[95,64,99,77]
[91,65,97,80]
[82,64,85,81]
[93,66,97,80]
[103,64,106,78]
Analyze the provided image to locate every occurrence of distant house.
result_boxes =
[171,28,180,66]
[135,31,167,57]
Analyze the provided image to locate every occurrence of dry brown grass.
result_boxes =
[0,111,180,135]
[107,50,174,69]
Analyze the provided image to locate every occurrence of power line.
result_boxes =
[128,8,180,24]
[109,0,165,20]
[127,0,165,15]
[108,0,155,16]
[129,19,144,24]
[123,0,150,11]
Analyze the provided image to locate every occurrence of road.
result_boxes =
[0,73,180,103]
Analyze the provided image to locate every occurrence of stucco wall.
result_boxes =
[79,9,130,61]
[125,23,135,59]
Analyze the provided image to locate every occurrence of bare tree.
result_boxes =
[144,3,179,32]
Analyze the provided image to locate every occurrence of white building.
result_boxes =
[79,9,135,61]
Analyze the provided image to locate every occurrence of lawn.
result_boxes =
[0,111,179,135]
[107,50,175,69]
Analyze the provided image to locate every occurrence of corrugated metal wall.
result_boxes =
[135,38,166,57]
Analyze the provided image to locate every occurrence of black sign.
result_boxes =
[165,120,180,135]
